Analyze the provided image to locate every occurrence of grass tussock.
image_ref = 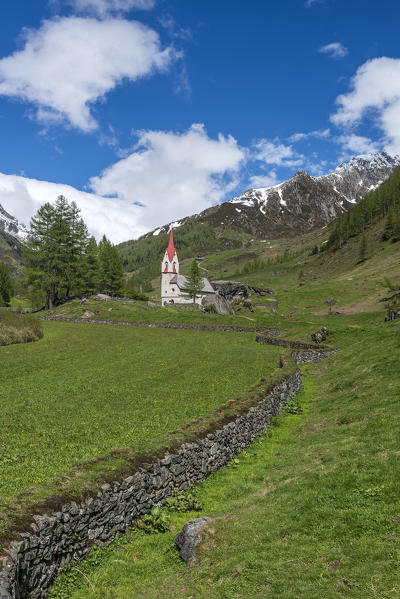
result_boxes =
[0,311,43,346]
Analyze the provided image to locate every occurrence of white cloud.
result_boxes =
[67,0,156,17]
[249,171,279,188]
[288,128,330,143]
[336,133,380,155]
[319,42,348,59]
[331,57,400,154]
[89,124,245,236]
[0,173,141,243]
[0,126,244,243]
[253,139,303,167]
[0,17,175,131]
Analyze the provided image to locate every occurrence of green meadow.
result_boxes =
[50,316,400,599]
[0,321,279,504]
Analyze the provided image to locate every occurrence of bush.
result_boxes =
[0,311,44,346]
[135,506,171,534]
[165,489,203,513]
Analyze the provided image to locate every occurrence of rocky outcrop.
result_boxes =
[175,517,210,564]
[211,281,249,301]
[201,294,234,315]
[247,285,274,296]
[311,327,330,344]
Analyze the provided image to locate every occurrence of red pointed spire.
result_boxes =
[166,228,176,261]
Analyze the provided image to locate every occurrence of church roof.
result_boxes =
[165,228,176,261]
[170,274,214,294]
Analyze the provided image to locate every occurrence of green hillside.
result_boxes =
[48,232,400,599]
[0,230,23,273]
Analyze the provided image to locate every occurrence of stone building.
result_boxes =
[161,229,214,306]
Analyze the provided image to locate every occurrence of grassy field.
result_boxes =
[0,321,279,506]
[47,298,270,326]
[50,315,400,599]
[3,216,400,598]
[46,221,400,330]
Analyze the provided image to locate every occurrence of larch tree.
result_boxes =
[0,262,12,306]
[24,196,89,309]
[182,259,203,305]
[98,236,124,296]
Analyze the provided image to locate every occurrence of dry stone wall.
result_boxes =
[41,316,283,336]
[0,371,302,599]
[255,334,337,364]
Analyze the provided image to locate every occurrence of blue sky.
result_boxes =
[0,0,399,241]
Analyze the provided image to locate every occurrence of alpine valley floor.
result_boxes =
[49,314,400,599]
[47,225,400,599]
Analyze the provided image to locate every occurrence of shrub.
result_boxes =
[0,311,44,346]
[136,506,171,534]
[165,489,203,513]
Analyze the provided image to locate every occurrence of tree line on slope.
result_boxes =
[327,166,400,250]
[118,221,244,289]
[22,196,124,309]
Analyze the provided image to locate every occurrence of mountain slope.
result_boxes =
[0,204,27,270]
[117,152,400,278]
[0,203,28,243]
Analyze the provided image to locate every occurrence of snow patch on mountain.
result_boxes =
[228,151,400,214]
[0,203,28,242]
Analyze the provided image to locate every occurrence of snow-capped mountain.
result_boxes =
[146,152,400,240]
[0,203,28,243]
[226,151,400,236]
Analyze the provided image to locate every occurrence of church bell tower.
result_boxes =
[161,228,179,304]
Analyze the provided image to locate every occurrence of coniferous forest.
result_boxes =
[327,166,400,250]
[23,195,124,309]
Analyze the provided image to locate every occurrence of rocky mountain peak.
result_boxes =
[0,203,28,243]
[145,152,400,243]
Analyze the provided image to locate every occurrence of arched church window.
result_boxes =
[164,262,168,272]
[173,262,177,272]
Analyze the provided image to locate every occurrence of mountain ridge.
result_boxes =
[145,151,400,240]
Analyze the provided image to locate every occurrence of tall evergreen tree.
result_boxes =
[82,237,100,295]
[382,207,394,241]
[24,196,88,308]
[0,262,12,306]
[358,234,368,263]
[99,236,124,296]
[182,259,203,305]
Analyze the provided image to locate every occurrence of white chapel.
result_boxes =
[161,229,214,306]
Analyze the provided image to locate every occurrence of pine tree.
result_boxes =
[382,207,394,241]
[392,209,400,242]
[0,262,12,306]
[182,259,203,305]
[24,196,89,308]
[98,236,124,296]
[82,237,100,295]
[358,234,368,263]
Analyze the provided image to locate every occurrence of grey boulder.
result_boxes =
[201,293,234,315]
[91,294,112,301]
[175,517,210,564]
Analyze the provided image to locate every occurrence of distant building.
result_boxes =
[161,229,214,306]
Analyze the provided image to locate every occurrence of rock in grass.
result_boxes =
[175,517,210,564]
[311,327,330,343]
[201,294,233,315]
[91,294,112,301]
